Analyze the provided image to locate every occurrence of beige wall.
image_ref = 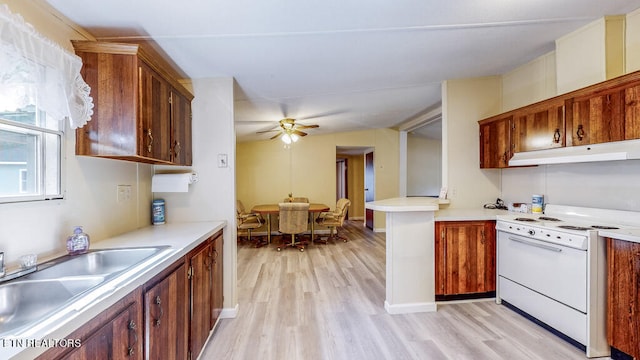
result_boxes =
[237,128,399,230]
[407,135,441,197]
[628,7,640,72]
[0,1,154,268]
[442,77,502,209]
[555,16,625,94]
[502,52,557,111]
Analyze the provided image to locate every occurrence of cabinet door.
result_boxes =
[62,303,142,360]
[435,221,495,296]
[190,241,213,357]
[479,116,512,168]
[138,62,172,162]
[211,233,224,326]
[512,99,565,152]
[145,263,189,360]
[625,83,640,140]
[570,89,626,146]
[170,90,193,165]
[606,238,640,358]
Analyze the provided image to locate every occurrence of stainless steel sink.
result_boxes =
[0,277,104,333]
[0,246,170,336]
[25,247,169,280]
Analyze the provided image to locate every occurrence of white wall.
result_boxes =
[154,77,237,309]
[407,135,441,196]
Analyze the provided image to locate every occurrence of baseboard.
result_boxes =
[384,300,437,314]
[219,303,239,319]
[373,227,385,233]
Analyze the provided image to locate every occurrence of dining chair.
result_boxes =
[284,197,309,203]
[315,198,351,244]
[277,202,310,251]
[236,200,265,246]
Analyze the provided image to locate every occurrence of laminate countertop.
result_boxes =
[435,208,509,221]
[598,228,640,244]
[3,221,226,360]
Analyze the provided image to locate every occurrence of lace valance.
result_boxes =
[0,4,93,129]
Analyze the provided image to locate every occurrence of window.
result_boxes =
[0,80,63,202]
[1,5,93,203]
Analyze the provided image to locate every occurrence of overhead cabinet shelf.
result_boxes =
[479,70,640,168]
[73,41,193,165]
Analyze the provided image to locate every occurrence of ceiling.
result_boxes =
[43,0,640,142]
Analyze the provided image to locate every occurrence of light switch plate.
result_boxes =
[117,185,132,202]
[217,154,228,168]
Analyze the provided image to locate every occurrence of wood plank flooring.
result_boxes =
[200,220,590,360]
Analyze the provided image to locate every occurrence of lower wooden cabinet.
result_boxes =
[606,238,640,359]
[189,231,224,357]
[144,260,189,360]
[435,221,496,299]
[211,233,224,326]
[37,289,143,360]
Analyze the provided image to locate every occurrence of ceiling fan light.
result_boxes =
[290,134,299,142]
[282,133,292,144]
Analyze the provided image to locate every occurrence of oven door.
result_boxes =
[497,230,587,313]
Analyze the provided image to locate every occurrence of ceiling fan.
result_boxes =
[257,118,319,143]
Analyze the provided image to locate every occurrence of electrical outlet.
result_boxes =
[117,185,132,203]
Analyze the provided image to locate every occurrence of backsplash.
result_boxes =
[501,159,640,212]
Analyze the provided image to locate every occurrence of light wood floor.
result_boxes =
[200,220,590,360]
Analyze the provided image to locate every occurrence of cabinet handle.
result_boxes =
[147,129,154,153]
[127,320,137,356]
[153,295,163,327]
[553,128,561,143]
[576,125,585,141]
[173,141,181,158]
[204,250,213,270]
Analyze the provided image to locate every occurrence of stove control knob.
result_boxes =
[528,229,535,236]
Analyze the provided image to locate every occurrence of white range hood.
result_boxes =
[509,139,640,166]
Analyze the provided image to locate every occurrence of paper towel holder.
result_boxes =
[151,171,198,193]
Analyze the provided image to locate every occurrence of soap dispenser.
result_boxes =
[67,226,90,255]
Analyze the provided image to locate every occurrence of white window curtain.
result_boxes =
[0,4,93,129]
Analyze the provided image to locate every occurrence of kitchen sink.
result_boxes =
[0,246,170,336]
[25,247,169,280]
[0,277,104,334]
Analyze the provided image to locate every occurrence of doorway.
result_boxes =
[365,151,374,229]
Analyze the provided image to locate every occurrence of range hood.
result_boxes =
[508,139,640,166]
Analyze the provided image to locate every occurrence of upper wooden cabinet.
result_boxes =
[512,98,566,152]
[478,70,640,169]
[72,41,193,165]
[568,88,626,146]
[479,115,512,169]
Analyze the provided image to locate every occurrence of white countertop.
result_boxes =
[365,197,440,212]
[4,221,226,360]
[435,208,509,221]
[598,228,640,244]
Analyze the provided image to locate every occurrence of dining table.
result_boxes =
[251,203,330,244]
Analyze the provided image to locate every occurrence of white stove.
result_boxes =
[496,204,640,358]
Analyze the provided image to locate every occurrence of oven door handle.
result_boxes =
[509,237,563,252]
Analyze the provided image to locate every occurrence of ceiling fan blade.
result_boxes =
[295,124,319,130]
[292,129,307,137]
[270,132,283,140]
[256,128,280,134]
